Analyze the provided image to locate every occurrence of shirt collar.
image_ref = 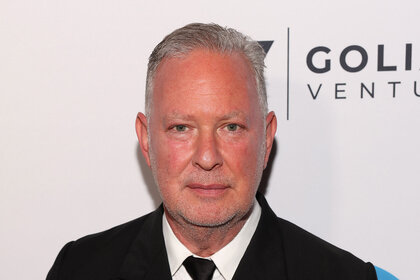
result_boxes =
[162,212,192,275]
[162,198,261,279]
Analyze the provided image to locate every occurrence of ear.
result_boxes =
[263,111,277,169]
[135,112,151,167]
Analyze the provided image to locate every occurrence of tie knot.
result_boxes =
[183,256,216,280]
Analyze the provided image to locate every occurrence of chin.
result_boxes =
[180,203,249,228]
[183,214,236,228]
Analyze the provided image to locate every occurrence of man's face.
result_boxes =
[137,49,276,227]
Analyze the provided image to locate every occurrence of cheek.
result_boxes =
[150,138,193,201]
[152,135,193,177]
[222,135,263,176]
[167,140,193,170]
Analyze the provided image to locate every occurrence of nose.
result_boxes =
[192,129,223,171]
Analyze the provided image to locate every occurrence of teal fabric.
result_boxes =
[374,266,398,280]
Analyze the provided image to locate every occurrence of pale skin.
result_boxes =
[136,49,277,257]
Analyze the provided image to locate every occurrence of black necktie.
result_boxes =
[183,256,216,280]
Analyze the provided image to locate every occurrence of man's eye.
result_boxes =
[173,125,187,132]
[226,124,239,131]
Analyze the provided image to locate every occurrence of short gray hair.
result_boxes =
[145,23,268,117]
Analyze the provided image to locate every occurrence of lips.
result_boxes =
[186,183,229,196]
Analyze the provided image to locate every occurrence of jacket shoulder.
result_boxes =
[47,208,163,280]
[276,217,377,280]
[72,210,156,251]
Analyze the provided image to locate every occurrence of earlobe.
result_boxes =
[135,113,151,167]
[264,111,277,168]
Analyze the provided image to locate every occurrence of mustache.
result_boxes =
[183,172,233,186]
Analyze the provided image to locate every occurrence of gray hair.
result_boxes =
[145,23,268,117]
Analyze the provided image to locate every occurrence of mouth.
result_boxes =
[186,183,229,197]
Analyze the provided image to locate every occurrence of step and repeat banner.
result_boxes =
[1,0,418,279]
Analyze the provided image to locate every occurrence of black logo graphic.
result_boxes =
[258,41,274,55]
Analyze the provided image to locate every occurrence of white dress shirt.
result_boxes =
[162,199,261,280]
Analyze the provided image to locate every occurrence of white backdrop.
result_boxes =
[1,1,418,279]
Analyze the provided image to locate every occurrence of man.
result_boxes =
[47,23,378,280]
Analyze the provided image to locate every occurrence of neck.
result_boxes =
[165,208,251,257]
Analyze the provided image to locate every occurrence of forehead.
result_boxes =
[150,49,260,118]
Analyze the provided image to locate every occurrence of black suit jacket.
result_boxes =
[47,193,377,280]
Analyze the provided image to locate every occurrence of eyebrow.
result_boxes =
[163,111,249,125]
[163,112,193,121]
[219,111,246,120]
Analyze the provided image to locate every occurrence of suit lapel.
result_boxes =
[232,193,289,280]
[114,205,172,280]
